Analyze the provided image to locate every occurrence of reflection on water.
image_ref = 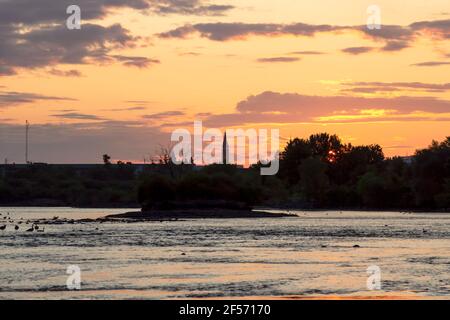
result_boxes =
[0,207,449,299]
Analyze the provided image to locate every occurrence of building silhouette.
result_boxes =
[223,132,229,164]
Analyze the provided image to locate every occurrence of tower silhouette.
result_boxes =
[25,120,29,164]
[222,132,229,164]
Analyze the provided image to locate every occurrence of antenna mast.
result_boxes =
[25,120,29,164]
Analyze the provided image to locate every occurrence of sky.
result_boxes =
[0,0,449,163]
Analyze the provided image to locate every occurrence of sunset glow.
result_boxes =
[0,0,449,163]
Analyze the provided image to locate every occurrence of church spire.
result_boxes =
[222,131,228,164]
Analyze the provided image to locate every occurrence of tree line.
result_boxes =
[273,133,449,210]
[0,133,449,211]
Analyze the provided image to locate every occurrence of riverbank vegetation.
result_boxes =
[0,134,448,211]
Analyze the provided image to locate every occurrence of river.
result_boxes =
[0,207,449,299]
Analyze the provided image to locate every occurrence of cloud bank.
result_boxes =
[200,91,450,126]
[0,0,232,75]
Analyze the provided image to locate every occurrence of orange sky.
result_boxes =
[0,0,449,163]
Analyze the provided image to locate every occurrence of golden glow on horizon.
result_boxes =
[1,0,449,161]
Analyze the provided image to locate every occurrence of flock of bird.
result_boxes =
[0,211,430,235]
[0,212,46,232]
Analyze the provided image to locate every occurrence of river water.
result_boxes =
[0,207,449,299]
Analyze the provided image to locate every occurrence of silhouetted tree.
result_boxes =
[298,157,329,205]
[308,133,344,162]
[2,134,449,211]
[279,138,311,185]
[103,154,111,166]
[413,137,450,208]
[331,144,384,185]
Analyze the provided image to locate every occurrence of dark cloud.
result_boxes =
[411,61,450,67]
[179,51,202,56]
[342,87,401,94]
[48,69,83,77]
[0,23,145,75]
[154,2,234,16]
[257,57,300,63]
[289,51,325,55]
[342,42,410,54]
[0,0,145,25]
[381,40,410,51]
[0,91,76,108]
[52,109,77,112]
[236,91,450,114]
[125,100,151,104]
[0,0,228,74]
[409,19,450,38]
[201,91,450,127]
[342,47,375,55]
[51,112,104,120]
[356,25,415,42]
[0,0,233,25]
[112,55,160,68]
[343,81,450,93]
[159,25,198,39]
[158,22,344,41]
[143,111,185,119]
[159,19,449,53]
[103,106,147,111]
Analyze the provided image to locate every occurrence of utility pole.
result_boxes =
[25,120,29,164]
